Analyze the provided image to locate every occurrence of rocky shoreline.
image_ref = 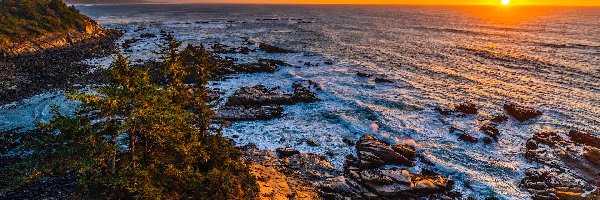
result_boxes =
[1,29,599,199]
[0,29,123,105]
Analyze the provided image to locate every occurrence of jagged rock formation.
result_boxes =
[217,82,319,121]
[521,131,600,199]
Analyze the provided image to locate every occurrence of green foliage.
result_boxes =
[0,0,93,44]
[18,35,258,199]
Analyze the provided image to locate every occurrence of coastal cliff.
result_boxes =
[0,0,109,57]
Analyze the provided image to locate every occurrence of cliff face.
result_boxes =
[0,0,107,57]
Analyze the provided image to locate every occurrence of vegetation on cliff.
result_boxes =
[4,35,259,199]
[0,0,95,44]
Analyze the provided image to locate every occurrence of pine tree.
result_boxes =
[21,35,258,199]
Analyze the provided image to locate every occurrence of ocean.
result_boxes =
[2,4,599,199]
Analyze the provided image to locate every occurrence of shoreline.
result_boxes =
[1,24,600,199]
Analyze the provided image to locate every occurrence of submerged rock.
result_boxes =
[503,103,542,122]
[356,71,373,77]
[259,43,294,53]
[374,77,394,83]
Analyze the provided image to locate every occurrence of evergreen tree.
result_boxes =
[21,35,258,199]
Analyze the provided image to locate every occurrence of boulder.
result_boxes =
[216,105,283,121]
[356,71,373,77]
[503,103,542,122]
[226,85,294,106]
[454,103,478,115]
[480,122,500,141]
[374,77,394,83]
[276,148,300,158]
[458,133,478,143]
[354,134,415,168]
[568,130,600,148]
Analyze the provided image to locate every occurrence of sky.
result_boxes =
[161,0,600,6]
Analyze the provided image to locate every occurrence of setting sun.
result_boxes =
[501,0,511,5]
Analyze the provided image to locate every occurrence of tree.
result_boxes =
[22,35,258,199]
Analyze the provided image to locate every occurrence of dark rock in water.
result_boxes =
[324,60,334,65]
[354,134,415,168]
[225,84,317,107]
[454,103,478,115]
[226,85,294,106]
[121,37,141,50]
[139,33,156,38]
[490,115,508,123]
[216,105,283,121]
[356,71,373,77]
[435,107,454,116]
[306,140,319,147]
[342,138,355,146]
[480,122,500,141]
[458,133,478,143]
[259,42,294,53]
[276,148,300,158]
[520,169,595,200]
[211,42,253,54]
[292,82,319,103]
[568,130,600,148]
[374,77,394,83]
[504,103,542,122]
[482,137,494,144]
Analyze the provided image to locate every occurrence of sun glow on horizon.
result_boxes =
[501,0,510,5]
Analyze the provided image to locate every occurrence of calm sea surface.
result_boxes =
[3,4,599,199]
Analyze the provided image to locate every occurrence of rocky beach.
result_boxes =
[1,3,599,200]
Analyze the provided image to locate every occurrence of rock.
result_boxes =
[521,131,600,199]
[226,85,294,106]
[490,115,508,123]
[568,130,600,148]
[324,60,334,65]
[292,82,319,103]
[216,105,284,121]
[354,134,415,168]
[356,71,373,77]
[374,77,394,83]
[482,137,494,144]
[259,43,294,53]
[315,176,376,199]
[504,103,542,122]
[139,33,156,38]
[480,122,500,141]
[276,148,300,158]
[435,107,454,115]
[306,140,319,147]
[454,103,478,115]
[342,138,355,146]
[458,133,478,143]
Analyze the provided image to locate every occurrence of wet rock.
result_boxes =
[568,130,600,148]
[521,131,600,199]
[435,107,454,115]
[356,71,373,77]
[259,43,294,53]
[374,77,394,83]
[504,103,542,122]
[480,122,500,141]
[454,103,478,115]
[139,33,156,38]
[306,140,319,147]
[216,105,283,121]
[121,37,141,50]
[226,85,294,106]
[324,60,334,65]
[490,115,508,123]
[354,134,415,168]
[292,82,319,103]
[342,138,355,146]
[482,137,494,144]
[458,133,478,143]
[276,148,301,158]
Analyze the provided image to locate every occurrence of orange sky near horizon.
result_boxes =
[165,0,600,6]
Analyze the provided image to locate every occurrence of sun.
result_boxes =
[501,0,511,5]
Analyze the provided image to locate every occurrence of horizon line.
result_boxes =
[74,2,600,7]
